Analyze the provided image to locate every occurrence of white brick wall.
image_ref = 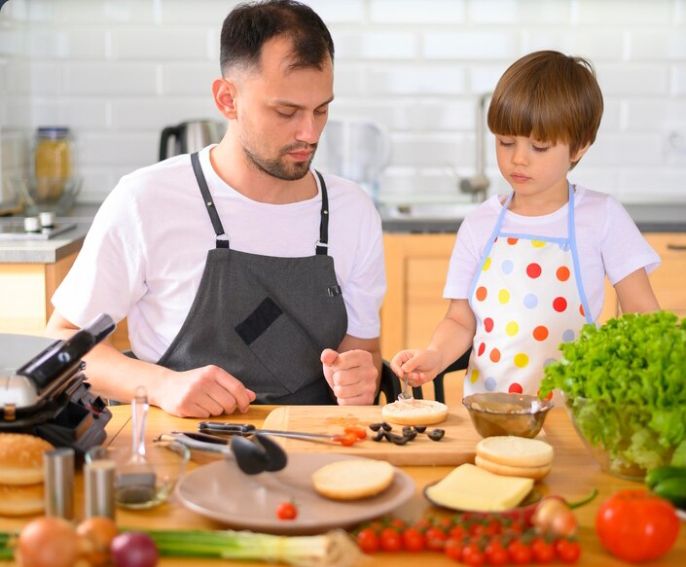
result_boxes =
[0,0,684,204]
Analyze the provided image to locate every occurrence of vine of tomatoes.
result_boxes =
[354,514,581,565]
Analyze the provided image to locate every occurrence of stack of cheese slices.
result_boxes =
[475,436,554,481]
[0,433,53,516]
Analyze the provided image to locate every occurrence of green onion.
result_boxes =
[0,532,15,560]
[135,528,361,567]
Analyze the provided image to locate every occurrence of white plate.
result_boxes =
[175,453,415,534]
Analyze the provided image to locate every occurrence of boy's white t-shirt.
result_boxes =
[443,186,660,321]
[52,146,386,362]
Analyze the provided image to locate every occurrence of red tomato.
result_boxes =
[554,538,581,564]
[595,489,679,563]
[462,542,485,566]
[531,537,555,564]
[275,501,297,520]
[444,538,464,561]
[485,540,509,565]
[333,433,358,446]
[425,526,448,551]
[401,527,426,552]
[507,539,533,565]
[448,524,466,540]
[344,426,367,440]
[379,527,402,552]
[356,528,379,554]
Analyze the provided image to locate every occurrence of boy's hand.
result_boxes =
[390,349,443,386]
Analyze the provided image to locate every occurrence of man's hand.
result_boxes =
[151,365,256,418]
[321,348,378,405]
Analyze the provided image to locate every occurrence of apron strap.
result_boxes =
[190,152,229,249]
[314,170,329,256]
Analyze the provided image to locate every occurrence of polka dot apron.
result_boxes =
[465,184,593,397]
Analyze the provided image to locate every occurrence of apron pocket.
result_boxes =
[236,297,323,395]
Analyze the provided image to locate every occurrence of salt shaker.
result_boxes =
[43,447,75,519]
[84,458,116,520]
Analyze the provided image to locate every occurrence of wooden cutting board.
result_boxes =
[262,404,483,466]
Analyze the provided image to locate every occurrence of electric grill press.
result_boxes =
[0,314,115,454]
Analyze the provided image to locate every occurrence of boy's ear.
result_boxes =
[212,78,238,119]
[571,142,591,164]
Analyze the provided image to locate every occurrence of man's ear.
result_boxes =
[212,78,238,119]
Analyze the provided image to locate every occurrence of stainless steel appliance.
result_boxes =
[0,314,115,453]
[159,120,225,160]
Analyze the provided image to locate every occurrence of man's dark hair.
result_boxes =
[220,0,334,75]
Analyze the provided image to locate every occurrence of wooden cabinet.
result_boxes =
[0,252,130,351]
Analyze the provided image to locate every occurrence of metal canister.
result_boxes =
[43,447,75,519]
[84,459,116,520]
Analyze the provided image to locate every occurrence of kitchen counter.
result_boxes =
[0,202,684,263]
[381,202,686,234]
[1,404,683,566]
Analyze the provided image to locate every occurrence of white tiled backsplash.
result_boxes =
[1,0,685,204]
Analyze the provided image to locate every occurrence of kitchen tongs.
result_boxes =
[198,421,340,444]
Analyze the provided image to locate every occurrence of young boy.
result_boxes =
[391,50,660,397]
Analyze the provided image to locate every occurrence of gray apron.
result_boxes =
[157,153,348,404]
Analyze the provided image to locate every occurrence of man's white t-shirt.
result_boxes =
[52,146,386,362]
[443,186,660,321]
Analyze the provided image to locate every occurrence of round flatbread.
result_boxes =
[476,436,553,468]
[475,455,552,481]
[381,399,448,426]
[0,483,44,516]
[0,433,54,485]
[312,459,395,501]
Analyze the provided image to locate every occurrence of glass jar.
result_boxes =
[33,126,73,201]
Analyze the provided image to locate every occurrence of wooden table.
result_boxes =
[1,405,684,566]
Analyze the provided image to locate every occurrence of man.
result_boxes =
[46,0,385,418]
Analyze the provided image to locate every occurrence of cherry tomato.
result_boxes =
[379,527,402,552]
[389,517,407,530]
[448,524,466,540]
[595,489,679,563]
[507,539,533,565]
[333,433,358,446]
[531,537,555,564]
[275,501,297,520]
[554,538,581,564]
[485,540,509,566]
[344,426,367,440]
[401,527,426,552]
[356,528,379,554]
[462,542,485,566]
[444,537,464,561]
[425,526,448,551]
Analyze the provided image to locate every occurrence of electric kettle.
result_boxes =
[158,120,225,161]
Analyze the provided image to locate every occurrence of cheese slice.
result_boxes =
[426,463,533,512]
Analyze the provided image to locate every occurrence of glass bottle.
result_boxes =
[33,126,73,202]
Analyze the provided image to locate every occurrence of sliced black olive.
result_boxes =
[369,422,382,432]
[381,422,393,431]
[383,431,395,442]
[402,430,417,441]
[413,426,427,433]
[427,429,445,441]
[372,430,385,442]
[389,433,409,445]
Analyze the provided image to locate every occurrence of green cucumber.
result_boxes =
[645,466,686,489]
[653,477,686,508]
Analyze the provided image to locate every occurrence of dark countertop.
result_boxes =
[381,202,686,234]
[1,202,684,264]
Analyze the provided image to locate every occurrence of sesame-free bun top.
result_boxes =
[0,433,54,485]
[381,399,448,426]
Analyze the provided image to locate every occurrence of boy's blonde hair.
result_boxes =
[487,50,603,166]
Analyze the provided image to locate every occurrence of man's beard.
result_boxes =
[243,143,317,181]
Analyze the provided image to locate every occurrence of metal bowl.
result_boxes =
[462,393,554,438]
